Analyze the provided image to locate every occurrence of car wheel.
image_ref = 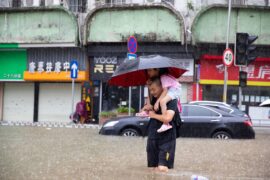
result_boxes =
[212,131,232,139]
[121,128,139,137]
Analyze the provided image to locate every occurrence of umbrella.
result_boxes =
[259,99,270,107]
[109,55,188,87]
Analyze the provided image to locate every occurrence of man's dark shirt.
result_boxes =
[147,98,178,142]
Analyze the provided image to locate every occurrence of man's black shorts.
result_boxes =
[147,139,176,169]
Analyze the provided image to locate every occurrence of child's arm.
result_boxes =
[141,96,153,111]
[154,87,168,111]
[149,109,175,124]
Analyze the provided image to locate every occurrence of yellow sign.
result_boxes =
[86,96,91,102]
[24,71,88,82]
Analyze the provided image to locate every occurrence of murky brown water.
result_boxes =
[0,126,269,180]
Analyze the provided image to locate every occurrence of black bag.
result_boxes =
[173,107,182,138]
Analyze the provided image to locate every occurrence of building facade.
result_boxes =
[191,5,270,116]
[0,0,270,123]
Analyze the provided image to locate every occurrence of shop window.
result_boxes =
[0,0,10,7]
[105,0,126,4]
[68,0,87,13]
[40,0,45,6]
[205,85,212,92]
[12,0,21,7]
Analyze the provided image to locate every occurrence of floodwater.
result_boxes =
[0,126,269,180]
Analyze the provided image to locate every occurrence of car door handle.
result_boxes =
[211,119,220,122]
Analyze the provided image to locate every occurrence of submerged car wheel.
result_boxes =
[121,128,139,137]
[212,131,232,139]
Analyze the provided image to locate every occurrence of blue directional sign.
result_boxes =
[70,60,78,79]
[127,53,137,60]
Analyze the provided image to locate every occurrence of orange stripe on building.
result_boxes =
[24,71,88,82]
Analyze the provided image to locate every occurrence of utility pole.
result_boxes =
[223,0,232,103]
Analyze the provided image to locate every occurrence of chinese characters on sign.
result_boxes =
[3,74,22,79]
[245,65,270,80]
[28,61,70,73]
[201,60,270,82]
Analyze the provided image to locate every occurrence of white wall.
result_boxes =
[38,83,81,123]
[3,83,34,122]
[249,106,270,120]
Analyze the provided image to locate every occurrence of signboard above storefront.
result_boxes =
[24,71,87,82]
[0,50,26,81]
[24,60,86,82]
[200,55,270,86]
[91,56,120,81]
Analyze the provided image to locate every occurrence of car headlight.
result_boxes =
[103,121,119,128]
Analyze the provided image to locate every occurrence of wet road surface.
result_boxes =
[0,126,269,180]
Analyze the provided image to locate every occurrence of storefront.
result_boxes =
[190,5,270,116]
[198,54,270,113]
[0,7,82,123]
[24,48,88,123]
[84,5,194,121]
[88,43,194,121]
[0,50,34,122]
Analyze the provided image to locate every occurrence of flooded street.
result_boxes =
[0,126,269,180]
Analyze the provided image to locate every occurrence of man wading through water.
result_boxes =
[142,77,181,173]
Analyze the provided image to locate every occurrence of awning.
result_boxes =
[192,5,270,45]
[0,7,78,47]
[84,4,185,44]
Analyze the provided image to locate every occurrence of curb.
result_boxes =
[0,121,100,129]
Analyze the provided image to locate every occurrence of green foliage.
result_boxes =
[117,106,135,113]
[99,111,117,118]
[99,106,135,118]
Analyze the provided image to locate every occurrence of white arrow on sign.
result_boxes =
[71,63,78,78]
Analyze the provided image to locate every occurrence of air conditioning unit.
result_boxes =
[21,0,40,7]
[45,0,64,6]
[53,0,60,5]
[0,0,10,7]
[33,0,40,6]
[146,0,161,2]
[231,0,245,5]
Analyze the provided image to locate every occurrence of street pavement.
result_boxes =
[0,125,269,180]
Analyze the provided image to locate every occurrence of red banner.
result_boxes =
[200,55,270,86]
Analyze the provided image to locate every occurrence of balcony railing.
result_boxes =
[0,0,87,13]
[0,0,174,12]
[95,0,174,6]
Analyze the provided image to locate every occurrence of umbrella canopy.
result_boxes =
[109,55,188,87]
[259,99,270,107]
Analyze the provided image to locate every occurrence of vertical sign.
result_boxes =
[70,60,78,115]
[127,36,138,114]
[127,36,138,60]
